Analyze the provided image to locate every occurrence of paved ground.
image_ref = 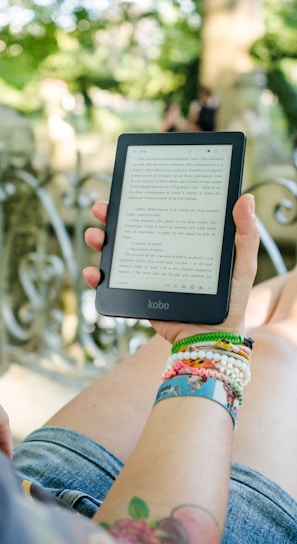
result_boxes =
[0,363,84,446]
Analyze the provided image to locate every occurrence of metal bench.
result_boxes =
[1,160,296,380]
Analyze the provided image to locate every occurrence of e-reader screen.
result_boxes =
[96,132,246,324]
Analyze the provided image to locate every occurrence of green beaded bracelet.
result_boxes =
[172,332,254,354]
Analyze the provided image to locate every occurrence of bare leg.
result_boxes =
[245,272,289,328]
[45,334,171,463]
[47,266,297,500]
[232,266,297,500]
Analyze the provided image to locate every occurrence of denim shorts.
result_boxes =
[13,426,297,543]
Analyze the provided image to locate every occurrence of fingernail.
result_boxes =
[247,194,255,216]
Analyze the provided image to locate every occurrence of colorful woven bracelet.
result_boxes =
[163,359,250,388]
[154,375,240,426]
[163,352,251,387]
[172,332,254,354]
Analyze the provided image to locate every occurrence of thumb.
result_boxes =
[228,193,260,332]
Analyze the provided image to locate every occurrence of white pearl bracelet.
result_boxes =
[164,349,251,386]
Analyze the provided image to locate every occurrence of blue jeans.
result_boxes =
[13,426,297,542]
[14,427,123,517]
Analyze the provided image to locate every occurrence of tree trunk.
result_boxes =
[200,0,264,100]
[200,0,291,185]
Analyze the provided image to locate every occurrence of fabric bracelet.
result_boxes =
[172,332,254,354]
[154,375,239,426]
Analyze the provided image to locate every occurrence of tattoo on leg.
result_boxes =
[99,496,220,543]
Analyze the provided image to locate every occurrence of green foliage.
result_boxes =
[251,0,297,134]
[1,0,296,134]
[0,0,201,114]
[267,67,297,134]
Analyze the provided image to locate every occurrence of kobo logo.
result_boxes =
[148,299,170,310]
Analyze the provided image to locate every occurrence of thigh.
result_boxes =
[232,326,297,501]
[45,334,171,464]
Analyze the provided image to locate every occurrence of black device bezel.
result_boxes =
[95,131,246,324]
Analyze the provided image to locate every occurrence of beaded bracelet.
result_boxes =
[166,348,250,370]
[179,340,251,360]
[172,332,254,354]
[162,358,250,389]
[154,375,240,426]
[164,346,251,385]
[162,360,251,388]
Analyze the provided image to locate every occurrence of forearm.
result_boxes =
[93,396,233,543]
[85,195,258,543]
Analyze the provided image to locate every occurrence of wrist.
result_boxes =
[154,376,240,426]
[154,332,254,428]
[171,321,246,347]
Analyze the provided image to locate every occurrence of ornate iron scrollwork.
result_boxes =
[0,159,153,379]
[244,177,297,275]
[0,158,296,381]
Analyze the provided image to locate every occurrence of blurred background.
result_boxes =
[0,0,297,440]
[0,0,296,177]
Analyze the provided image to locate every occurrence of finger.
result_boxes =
[151,195,259,344]
[82,266,100,289]
[84,227,105,252]
[91,201,108,223]
[228,193,260,330]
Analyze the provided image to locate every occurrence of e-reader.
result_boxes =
[95,131,246,324]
